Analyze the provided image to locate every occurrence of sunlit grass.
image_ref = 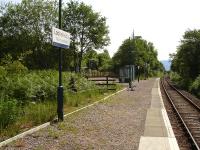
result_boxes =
[0,84,123,141]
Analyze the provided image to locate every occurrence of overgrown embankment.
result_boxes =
[0,64,120,141]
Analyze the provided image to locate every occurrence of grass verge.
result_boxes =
[0,84,123,142]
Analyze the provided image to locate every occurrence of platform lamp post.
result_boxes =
[57,0,63,121]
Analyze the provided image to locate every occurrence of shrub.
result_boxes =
[0,70,116,140]
[189,75,200,98]
[0,99,20,129]
[0,66,7,99]
[6,61,28,74]
[170,72,191,89]
[0,66,7,79]
[170,72,181,83]
[0,70,101,133]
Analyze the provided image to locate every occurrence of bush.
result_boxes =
[0,99,19,129]
[0,70,98,104]
[0,70,103,138]
[0,66,7,79]
[189,75,200,98]
[6,61,28,74]
[0,66,7,99]
[170,72,181,83]
[170,72,191,89]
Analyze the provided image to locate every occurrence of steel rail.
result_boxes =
[161,78,200,150]
[166,79,200,111]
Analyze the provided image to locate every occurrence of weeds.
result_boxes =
[0,70,121,141]
[47,128,60,139]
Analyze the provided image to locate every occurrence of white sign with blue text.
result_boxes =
[52,27,70,49]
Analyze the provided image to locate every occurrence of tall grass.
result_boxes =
[0,69,119,141]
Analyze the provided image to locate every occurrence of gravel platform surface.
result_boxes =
[2,79,156,150]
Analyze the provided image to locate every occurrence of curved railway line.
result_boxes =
[161,77,200,150]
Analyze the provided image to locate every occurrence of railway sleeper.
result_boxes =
[183,114,199,117]
[194,135,200,138]
[190,126,200,130]
[183,116,199,119]
[186,122,200,126]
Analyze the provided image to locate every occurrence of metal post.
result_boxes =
[106,76,108,89]
[137,66,140,83]
[57,0,63,121]
[145,62,147,80]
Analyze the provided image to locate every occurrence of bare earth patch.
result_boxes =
[2,79,156,150]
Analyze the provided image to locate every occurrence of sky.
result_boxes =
[2,0,200,60]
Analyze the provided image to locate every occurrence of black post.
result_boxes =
[106,76,108,89]
[137,66,140,83]
[57,0,63,121]
[145,63,147,80]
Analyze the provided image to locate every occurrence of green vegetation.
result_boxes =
[82,49,112,71]
[0,0,112,140]
[112,37,164,77]
[63,1,110,72]
[189,75,200,97]
[0,0,164,141]
[170,29,200,98]
[0,66,117,140]
[0,56,118,140]
[0,0,109,71]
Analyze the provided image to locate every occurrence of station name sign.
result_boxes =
[52,27,70,49]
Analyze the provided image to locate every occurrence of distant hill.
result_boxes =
[160,60,171,71]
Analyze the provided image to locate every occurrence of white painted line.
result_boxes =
[0,122,50,147]
[158,79,175,138]
[139,78,179,150]
[0,88,126,148]
[158,78,179,150]
[64,88,126,117]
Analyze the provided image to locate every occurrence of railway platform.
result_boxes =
[1,78,181,149]
[138,78,179,150]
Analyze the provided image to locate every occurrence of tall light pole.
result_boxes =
[57,0,63,121]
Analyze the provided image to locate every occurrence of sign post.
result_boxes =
[52,27,70,49]
[52,0,70,121]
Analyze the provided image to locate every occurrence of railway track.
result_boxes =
[161,77,200,150]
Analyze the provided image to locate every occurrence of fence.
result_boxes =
[88,76,117,90]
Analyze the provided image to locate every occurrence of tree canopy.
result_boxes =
[171,29,200,80]
[0,0,110,71]
[112,37,164,75]
[170,29,200,96]
[0,0,58,69]
[63,1,110,72]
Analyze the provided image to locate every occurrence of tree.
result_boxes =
[82,49,98,69]
[112,36,163,76]
[171,29,200,80]
[97,50,112,71]
[112,38,135,68]
[0,0,59,69]
[63,1,110,72]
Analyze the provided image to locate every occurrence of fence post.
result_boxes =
[106,76,108,90]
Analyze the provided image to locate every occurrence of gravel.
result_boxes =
[160,80,193,150]
[1,79,156,150]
